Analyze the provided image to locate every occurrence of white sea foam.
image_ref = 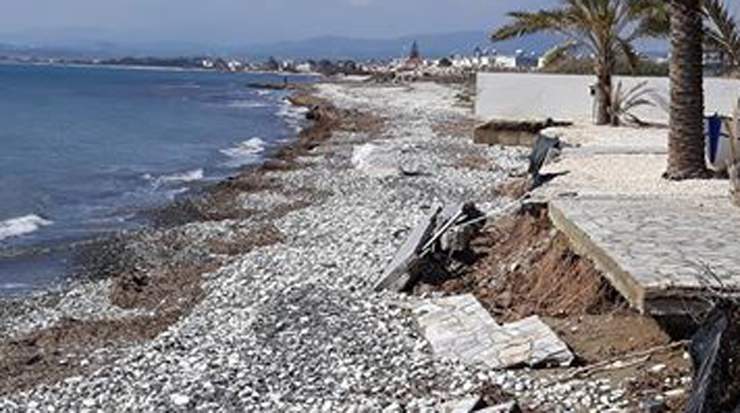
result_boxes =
[0,282,30,290]
[220,137,266,166]
[155,169,204,185]
[0,214,53,241]
[166,187,190,200]
[277,101,309,120]
[228,100,269,109]
[277,101,309,133]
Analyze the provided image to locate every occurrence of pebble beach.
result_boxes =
[0,80,537,411]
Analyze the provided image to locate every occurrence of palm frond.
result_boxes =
[616,37,640,71]
[703,0,740,70]
[610,80,659,126]
[491,10,570,41]
[539,40,580,68]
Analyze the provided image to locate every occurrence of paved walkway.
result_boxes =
[535,125,740,314]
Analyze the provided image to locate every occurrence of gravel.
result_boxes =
[0,81,633,412]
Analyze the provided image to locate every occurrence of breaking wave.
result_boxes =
[0,214,54,242]
[145,169,204,186]
[220,137,266,166]
[277,101,309,133]
[228,100,269,109]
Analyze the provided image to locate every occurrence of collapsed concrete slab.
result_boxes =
[413,295,573,369]
[549,197,740,315]
[374,208,440,292]
[375,203,485,292]
[476,401,519,413]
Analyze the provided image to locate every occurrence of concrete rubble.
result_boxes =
[375,202,484,292]
[413,295,574,370]
[439,396,482,413]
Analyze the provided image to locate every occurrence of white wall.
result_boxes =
[475,72,740,124]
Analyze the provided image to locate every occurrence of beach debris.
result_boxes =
[438,203,485,258]
[640,398,667,413]
[352,143,402,178]
[685,302,740,413]
[413,295,574,370]
[245,82,298,91]
[374,202,484,292]
[473,119,571,147]
[476,400,519,413]
[374,207,439,292]
[440,396,483,413]
[528,135,562,186]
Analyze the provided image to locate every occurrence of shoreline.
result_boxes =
[0,78,318,299]
[0,80,368,393]
[0,79,530,410]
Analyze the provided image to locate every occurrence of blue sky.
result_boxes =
[0,0,555,45]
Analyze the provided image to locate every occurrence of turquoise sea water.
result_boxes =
[0,64,312,295]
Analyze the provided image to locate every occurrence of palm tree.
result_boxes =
[704,0,740,75]
[664,0,711,179]
[491,0,660,125]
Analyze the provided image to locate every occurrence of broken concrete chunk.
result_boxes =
[376,202,484,292]
[439,396,483,413]
[374,208,439,292]
[494,316,574,368]
[414,295,574,369]
[351,143,400,178]
[439,203,485,255]
[423,202,466,252]
[476,400,519,413]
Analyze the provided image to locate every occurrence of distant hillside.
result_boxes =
[0,31,570,61]
[237,31,562,60]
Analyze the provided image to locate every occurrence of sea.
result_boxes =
[0,63,314,296]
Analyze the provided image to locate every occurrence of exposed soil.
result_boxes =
[454,154,496,171]
[414,203,693,410]
[432,115,478,139]
[476,119,572,134]
[493,177,532,200]
[0,315,174,396]
[417,204,625,322]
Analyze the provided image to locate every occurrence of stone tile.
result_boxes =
[551,197,740,313]
[414,295,573,369]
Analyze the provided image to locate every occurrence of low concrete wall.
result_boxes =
[475,72,740,124]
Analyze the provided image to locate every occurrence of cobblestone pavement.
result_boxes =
[551,196,740,312]
[532,124,739,313]
[413,295,573,369]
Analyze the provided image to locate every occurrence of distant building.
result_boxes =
[227,60,244,72]
[295,62,315,73]
[492,53,538,70]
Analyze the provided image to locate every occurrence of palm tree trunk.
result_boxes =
[664,0,710,179]
[594,60,612,125]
